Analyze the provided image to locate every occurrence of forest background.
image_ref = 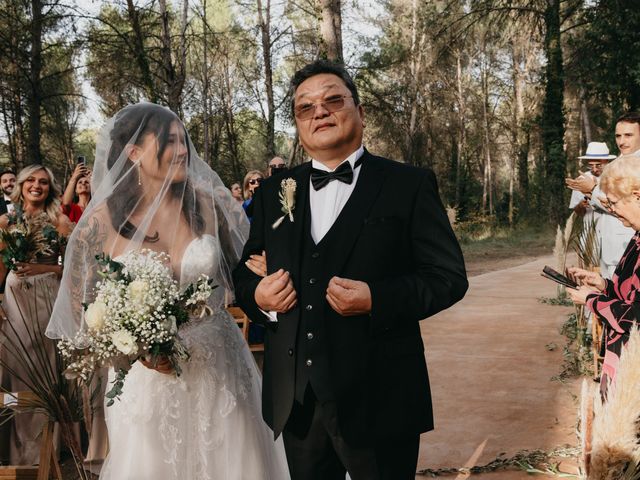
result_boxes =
[0,0,638,228]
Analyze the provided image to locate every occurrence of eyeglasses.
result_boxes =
[294,95,353,120]
[269,164,287,170]
[248,178,262,185]
[603,194,627,211]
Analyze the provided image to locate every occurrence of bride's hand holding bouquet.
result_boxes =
[58,248,215,406]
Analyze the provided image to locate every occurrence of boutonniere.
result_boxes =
[272,178,296,229]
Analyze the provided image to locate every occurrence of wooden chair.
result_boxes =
[227,306,249,340]
[226,306,264,353]
[0,392,61,480]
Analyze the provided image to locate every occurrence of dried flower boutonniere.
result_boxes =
[272,178,296,229]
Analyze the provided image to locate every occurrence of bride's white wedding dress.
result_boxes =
[99,235,290,480]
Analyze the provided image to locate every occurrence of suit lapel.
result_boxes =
[271,162,311,283]
[318,151,386,274]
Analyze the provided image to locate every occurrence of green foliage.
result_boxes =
[571,1,640,112]
[552,312,593,381]
[105,368,127,407]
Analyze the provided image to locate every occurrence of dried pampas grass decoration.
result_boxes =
[583,327,640,479]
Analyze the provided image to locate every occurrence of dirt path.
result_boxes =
[415,255,582,478]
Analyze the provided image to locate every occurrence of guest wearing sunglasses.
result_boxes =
[267,156,288,177]
[242,170,264,222]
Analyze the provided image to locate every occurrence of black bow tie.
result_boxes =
[311,157,363,191]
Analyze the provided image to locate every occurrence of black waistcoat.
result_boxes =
[294,198,336,404]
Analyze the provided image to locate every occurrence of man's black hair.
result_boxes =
[617,111,640,126]
[0,169,16,181]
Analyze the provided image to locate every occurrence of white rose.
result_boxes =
[85,301,107,330]
[162,315,178,335]
[128,279,149,305]
[110,330,138,356]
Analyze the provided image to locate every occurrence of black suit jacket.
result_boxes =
[232,151,468,443]
[0,197,10,216]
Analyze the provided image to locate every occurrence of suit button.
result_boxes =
[307,332,314,340]
[311,252,320,259]
[306,359,313,367]
[309,278,316,285]
[288,349,293,356]
[305,304,313,311]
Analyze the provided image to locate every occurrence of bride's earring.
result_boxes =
[137,163,142,186]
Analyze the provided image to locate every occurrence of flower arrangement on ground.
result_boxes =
[58,249,215,406]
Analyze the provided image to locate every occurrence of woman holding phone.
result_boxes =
[567,154,640,394]
[62,157,91,223]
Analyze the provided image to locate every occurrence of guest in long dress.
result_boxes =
[62,163,91,223]
[568,153,640,394]
[0,165,73,465]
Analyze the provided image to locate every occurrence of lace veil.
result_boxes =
[46,102,249,340]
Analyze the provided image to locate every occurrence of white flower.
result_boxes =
[272,178,297,229]
[85,301,107,330]
[128,279,149,305]
[110,330,138,355]
[162,315,178,335]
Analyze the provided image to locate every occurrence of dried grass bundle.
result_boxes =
[585,327,640,480]
[0,282,97,479]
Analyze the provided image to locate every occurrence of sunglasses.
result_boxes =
[294,95,353,120]
[249,178,262,185]
[269,164,287,170]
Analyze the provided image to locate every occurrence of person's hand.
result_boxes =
[71,163,88,181]
[14,262,53,278]
[565,174,596,195]
[573,199,589,216]
[245,251,267,277]
[255,269,297,313]
[326,277,372,316]
[567,285,597,305]
[566,267,606,291]
[140,355,174,375]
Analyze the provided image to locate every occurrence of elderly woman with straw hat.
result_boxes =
[568,154,640,393]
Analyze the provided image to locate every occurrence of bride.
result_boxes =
[46,103,290,479]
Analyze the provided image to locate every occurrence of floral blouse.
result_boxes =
[586,232,640,384]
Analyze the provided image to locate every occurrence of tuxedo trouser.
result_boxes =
[283,387,420,480]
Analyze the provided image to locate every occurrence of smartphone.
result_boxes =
[541,265,579,289]
[76,155,86,165]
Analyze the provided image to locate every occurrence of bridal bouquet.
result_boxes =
[58,249,215,406]
[0,208,64,271]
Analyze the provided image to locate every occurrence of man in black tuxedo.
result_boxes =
[0,169,16,216]
[232,60,468,480]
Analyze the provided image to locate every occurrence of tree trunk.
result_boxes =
[482,65,493,215]
[257,0,275,157]
[201,0,210,165]
[27,0,43,164]
[318,0,343,62]
[579,85,592,146]
[510,40,524,224]
[158,0,187,113]
[403,0,424,167]
[221,56,241,182]
[541,0,567,224]
[454,50,466,208]
[126,0,158,103]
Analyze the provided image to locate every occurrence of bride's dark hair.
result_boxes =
[107,103,204,240]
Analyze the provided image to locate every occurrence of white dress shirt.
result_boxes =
[4,194,14,214]
[309,146,364,243]
[264,145,365,322]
